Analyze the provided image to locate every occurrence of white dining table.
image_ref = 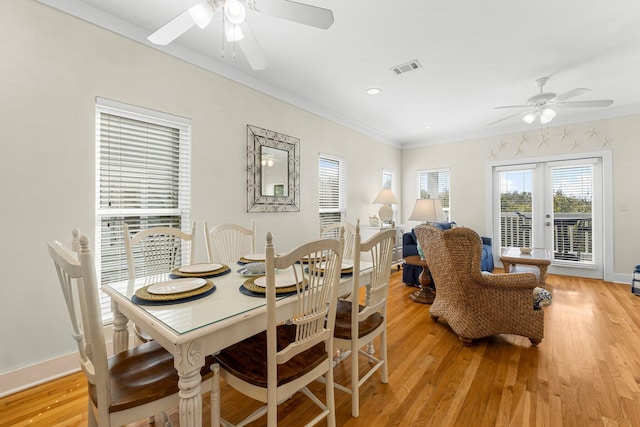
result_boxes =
[101,261,372,427]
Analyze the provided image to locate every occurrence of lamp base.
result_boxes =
[378,204,393,224]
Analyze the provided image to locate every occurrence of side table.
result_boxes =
[403,255,435,304]
[499,247,552,286]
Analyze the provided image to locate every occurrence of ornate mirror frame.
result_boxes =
[247,125,300,212]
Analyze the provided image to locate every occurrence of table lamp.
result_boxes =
[408,198,446,223]
[372,188,399,225]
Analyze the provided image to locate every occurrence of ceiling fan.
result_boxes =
[488,76,614,126]
[147,0,334,71]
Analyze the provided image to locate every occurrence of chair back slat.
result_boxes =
[352,220,395,322]
[320,222,356,261]
[124,222,196,279]
[266,231,343,366]
[204,220,255,265]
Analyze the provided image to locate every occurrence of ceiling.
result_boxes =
[37,0,640,147]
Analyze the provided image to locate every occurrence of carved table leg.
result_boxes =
[177,342,205,427]
[178,369,203,427]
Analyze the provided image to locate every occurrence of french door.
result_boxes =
[493,157,603,279]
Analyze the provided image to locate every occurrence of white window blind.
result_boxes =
[96,98,191,322]
[418,169,450,219]
[318,154,347,229]
[382,170,392,189]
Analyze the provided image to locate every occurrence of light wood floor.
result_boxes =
[3,269,640,427]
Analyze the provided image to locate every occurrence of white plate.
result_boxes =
[178,263,223,274]
[147,278,207,295]
[254,273,300,289]
[243,253,266,261]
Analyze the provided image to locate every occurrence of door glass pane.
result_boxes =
[551,165,593,264]
[498,169,533,248]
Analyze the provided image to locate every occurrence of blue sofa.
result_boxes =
[402,223,494,287]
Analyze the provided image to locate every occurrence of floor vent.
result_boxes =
[391,60,423,75]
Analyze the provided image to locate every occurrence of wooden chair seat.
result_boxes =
[215,324,328,388]
[333,300,384,340]
[88,341,214,413]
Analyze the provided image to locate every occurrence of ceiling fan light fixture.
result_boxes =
[522,112,536,124]
[540,108,556,124]
[189,3,214,29]
[224,24,244,41]
[225,0,246,25]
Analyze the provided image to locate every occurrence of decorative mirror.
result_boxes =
[247,125,300,212]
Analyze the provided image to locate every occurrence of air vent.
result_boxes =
[391,60,423,75]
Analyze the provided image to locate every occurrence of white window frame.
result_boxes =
[382,168,398,223]
[95,97,191,322]
[318,153,347,229]
[417,168,451,220]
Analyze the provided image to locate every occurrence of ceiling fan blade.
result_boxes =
[148,10,196,45]
[148,3,214,45]
[493,104,531,110]
[554,88,590,102]
[556,100,614,108]
[487,109,532,126]
[238,22,269,70]
[252,0,334,29]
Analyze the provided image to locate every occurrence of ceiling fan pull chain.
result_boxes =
[220,6,225,59]
[233,29,237,59]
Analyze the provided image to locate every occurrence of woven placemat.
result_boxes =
[134,280,215,302]
[170,264,230,278]
[239,285,297,298]
[242,276,305,294]
[239,257,265,264]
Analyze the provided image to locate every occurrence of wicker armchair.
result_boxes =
[414,224,544,346]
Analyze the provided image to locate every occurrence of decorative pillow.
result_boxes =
[417,242,425,260]
[533,287,552,310]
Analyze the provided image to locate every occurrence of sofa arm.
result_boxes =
[402,232,419,257]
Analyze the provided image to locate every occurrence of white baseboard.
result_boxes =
[0,352,80,398]
[0,325,129,398]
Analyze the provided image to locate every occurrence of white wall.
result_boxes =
[402,114,640,279]
[0,0,400,379]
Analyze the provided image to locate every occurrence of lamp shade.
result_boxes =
[408,198,446,222]
[372,189,399,205]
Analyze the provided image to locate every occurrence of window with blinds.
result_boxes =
[318,154,347,230]
[418,169,450,219]
[96,98,191,322]
[382,170,392,189]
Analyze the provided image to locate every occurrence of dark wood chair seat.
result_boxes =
[88,341,214,413]
[333,300,384,340]
[215,324,328,388]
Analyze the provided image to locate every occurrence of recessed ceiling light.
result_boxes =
[424,125,432,129]
[366,88,381,95]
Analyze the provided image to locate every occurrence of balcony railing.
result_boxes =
[500,212,592,262]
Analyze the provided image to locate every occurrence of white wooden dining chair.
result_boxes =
[48,231,215,427]
[123,222,196,280]
[204,220,256,265]
[123,222,196,343]
[332,221,396,417]
[212,230,344,427]
[320,221,356,261]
